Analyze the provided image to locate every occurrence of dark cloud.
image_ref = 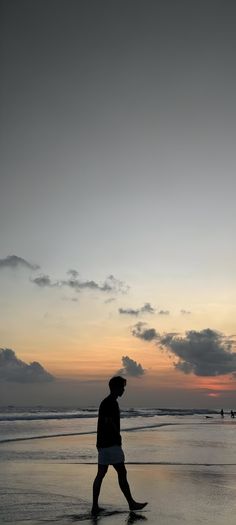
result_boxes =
[119,302,155,316]
[180,309,191,315]
[71,279,99,291]
[159,332,179,345]
[141,303,155,314]
[31,274,56,287]
[32,270,128,294]
[119,307,140,316]
[160,329,236,377]
[0,255,39,271]
[64,273,128,293]
[131,322,160,341]
[0,348,54,383]
[158,310,170,315]
[132,322,236,378]
[100,275,129,294]
[118,355,145,377]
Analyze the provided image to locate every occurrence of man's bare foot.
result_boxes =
[91,506,105,515]
[129,502,148,511]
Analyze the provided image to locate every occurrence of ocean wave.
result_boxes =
[0,407,219,422]
[0,413,97,422]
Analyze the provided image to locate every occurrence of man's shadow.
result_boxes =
[90,511,147,524]
[127,511,148,523]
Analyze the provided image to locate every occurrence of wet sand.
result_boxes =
[1,459,236,524]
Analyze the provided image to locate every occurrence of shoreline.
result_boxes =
[1,461,236,524]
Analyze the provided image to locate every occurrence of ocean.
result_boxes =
[1,406,236,464]
[1,406,236,523]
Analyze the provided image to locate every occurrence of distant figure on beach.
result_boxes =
[91,376,148,515]
[231,410,235,418]
[220,409,224,418]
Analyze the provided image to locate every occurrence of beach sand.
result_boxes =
[2,459,236,524]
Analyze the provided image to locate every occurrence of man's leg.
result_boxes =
[92,464,108,514]
[113,463,147,511]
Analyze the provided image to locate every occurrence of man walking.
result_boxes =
[91,375,148,515]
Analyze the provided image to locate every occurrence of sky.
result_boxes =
[1,0,236,408]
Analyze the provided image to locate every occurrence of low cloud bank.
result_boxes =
[0,348,54,383]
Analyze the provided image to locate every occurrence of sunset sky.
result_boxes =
[1,0,236,408]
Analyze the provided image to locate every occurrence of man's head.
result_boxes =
[109,376,126,397]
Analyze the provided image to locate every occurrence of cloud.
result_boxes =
[0,348,54,383]
[158,310,170,315]
[32,270,128,295]
[100,275,129,294]
[118,355,145,377]
[159,329,236,377]
[131,322,160,341]
[1,258,128,297]
[141,303,155,314]
[119,307,140,316]
[119,302,155,316]
[71,279,99,291]
[0,255,39,271]
[180,309,191,315]
[65,274,129,293]
[31,274,57,287]
[159,332,179,345]
[132,322,236,378]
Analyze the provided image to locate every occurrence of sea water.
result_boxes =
[1,406,236,464]
[1,407,236,523]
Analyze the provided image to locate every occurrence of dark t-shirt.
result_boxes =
[96,394,121,449]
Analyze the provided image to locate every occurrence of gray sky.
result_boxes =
[1,0,236,407]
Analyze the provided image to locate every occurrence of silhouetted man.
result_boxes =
[91,376,147,515]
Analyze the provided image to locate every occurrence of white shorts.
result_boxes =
[98,445,125,465]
